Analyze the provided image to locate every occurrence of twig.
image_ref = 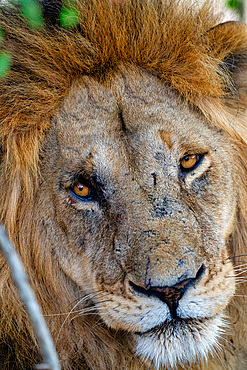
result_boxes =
[0,224,61,370]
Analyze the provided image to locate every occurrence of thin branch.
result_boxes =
[0,224,61,370]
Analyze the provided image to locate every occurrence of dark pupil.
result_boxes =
[78,184,84,191]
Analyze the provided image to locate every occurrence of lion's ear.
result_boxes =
[207,21,247,108]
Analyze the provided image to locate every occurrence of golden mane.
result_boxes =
[0,0,247,368]
[0,0,247,224]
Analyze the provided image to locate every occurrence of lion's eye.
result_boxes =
[72,181,91,198]
[180,154,202,171]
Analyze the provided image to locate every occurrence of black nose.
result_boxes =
[130,265,205,318]
[148,278,192,318]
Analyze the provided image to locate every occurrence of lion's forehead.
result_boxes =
[55,67,229,169]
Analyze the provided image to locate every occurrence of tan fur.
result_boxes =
[0,0,247,369]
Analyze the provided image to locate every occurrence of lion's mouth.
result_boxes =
[134,316,210,336]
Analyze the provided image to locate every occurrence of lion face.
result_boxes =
[38,66,237,368]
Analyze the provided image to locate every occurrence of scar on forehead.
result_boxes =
[159,130,174,150]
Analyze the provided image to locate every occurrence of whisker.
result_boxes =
[44,309,87,317]
[55,292,111,344]
[44,292,110,317]
[233,263,247,269]
[235,278,247,283]
[56,297,89,344]
[233,269,247,274]
[227,255,247,260]
[211,345,226,369]
[233,294,247,298]
[233,270,247,277]
[70,306,108,321]
[235,281,247,286]
[68,290,108,307]
[91,306,120,330]
[219,335,235,348]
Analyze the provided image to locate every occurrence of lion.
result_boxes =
[0,0,247,368]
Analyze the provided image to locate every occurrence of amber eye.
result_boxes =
[180,154,201,171]
[72,181,91,198]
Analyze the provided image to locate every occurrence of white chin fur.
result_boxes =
[135,315,226,369]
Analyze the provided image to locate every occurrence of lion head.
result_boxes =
[0,1,247,369]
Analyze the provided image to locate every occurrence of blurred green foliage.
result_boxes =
[19,0,44,29]
[0,0,80,79]
[0,51,11,78]
[59,6,79,28]
[0,26,11,78]
[226,0,243,18]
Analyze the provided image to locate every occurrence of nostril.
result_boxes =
[194,264,206,281]
[129,264,206,318]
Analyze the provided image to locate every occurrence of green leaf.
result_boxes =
[59,7,79,28]
[226,0,242,10]
[0,29,3,46]
[0,52,11,78]
[19,0,44,29]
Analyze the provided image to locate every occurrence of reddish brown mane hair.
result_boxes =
[0,0,247,368]
[1,0,247,227]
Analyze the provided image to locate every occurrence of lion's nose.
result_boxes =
[147,278,193,318]
[129,265,205,318]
